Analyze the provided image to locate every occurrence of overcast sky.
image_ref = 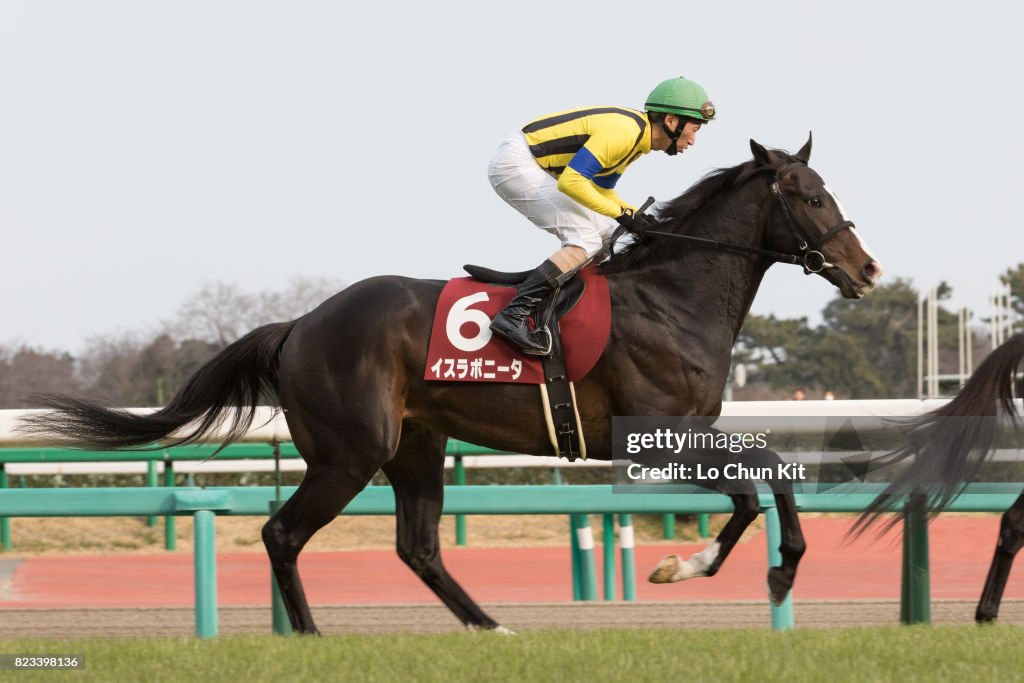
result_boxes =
[2,1,1020,353]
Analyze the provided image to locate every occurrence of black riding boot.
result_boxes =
[489,259,566,356]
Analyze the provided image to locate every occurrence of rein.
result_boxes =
[628,170,856,275]
[639,228,803,267]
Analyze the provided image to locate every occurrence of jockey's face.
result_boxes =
[670,119,701,155]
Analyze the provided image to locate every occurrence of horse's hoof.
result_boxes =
[975,607,998,624]
[649,554,684,583]
[650,548,718,584]
[767,567,792,605]
[466,624,517,636]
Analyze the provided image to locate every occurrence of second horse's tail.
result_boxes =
[19,320,298,451]
[852,332,1024,535]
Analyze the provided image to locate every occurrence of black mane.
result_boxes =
[600,156,783,274]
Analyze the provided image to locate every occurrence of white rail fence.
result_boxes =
[7,398,1014,478]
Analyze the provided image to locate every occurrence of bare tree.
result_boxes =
[166,282,257,347]
[0,278,347,408]
[254,276,343,326]
[0,345,79,408]
[165,277,343,345]
[76,334,151,405]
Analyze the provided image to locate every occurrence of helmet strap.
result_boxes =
[661,117,683,156]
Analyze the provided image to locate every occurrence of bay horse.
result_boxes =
[855,332,1024,622]
[22,136,882,634]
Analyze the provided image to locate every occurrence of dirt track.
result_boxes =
[4,516,1022,638]
[4,600,1024,639]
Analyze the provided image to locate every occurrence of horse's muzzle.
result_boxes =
[861,259,884,288]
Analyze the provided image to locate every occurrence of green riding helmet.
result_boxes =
[645,77,716,122]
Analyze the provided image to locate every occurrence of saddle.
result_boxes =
[463,264,587,461]
[462,264,586,320]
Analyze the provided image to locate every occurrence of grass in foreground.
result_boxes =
[2,625,1023,683]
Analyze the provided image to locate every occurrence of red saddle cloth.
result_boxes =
[425,267,611,384]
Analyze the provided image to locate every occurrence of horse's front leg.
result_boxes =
[738,446,806,604]
[648,446,805,606]
[649,477,760,584]
[764,477,806,605]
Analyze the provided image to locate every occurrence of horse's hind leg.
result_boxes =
[262,408,397,635]
[263,461,383,634]
[977,492,1024,623]
[382,423,505,632]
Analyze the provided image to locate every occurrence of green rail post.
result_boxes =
[550,467,562,485]
[145,461,158,527]
[764,504,795,630]
[900,526,909,623]
[454,455,467,546]
[163,460,176,551]
[698,513,710,539]
[602,514,615,600]
[273,443,283,497]
[0,465,10,552]
[151,374,165,540]
[569,514,582,600]
[268,499,293,635]
[193,509,218,638]
[901,496,931,625]
[574,514,598,601]
[618,513,636,601]
[662,513,676,540]
[268,443,293,635]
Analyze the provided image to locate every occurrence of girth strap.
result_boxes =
[538,321,586,461]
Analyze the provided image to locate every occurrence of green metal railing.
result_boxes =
[1,483,1018,637]
[0,443,692,553]
[0,441,518,551]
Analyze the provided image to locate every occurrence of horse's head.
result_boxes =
[751,134,883,299]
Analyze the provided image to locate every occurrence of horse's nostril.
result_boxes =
[862,260,883,283]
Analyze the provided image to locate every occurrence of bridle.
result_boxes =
[768,170,856,274]
[631,166,857,276]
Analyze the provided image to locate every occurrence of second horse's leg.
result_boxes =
[977,492,1024,623]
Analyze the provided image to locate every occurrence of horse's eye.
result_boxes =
[807,197,822,208]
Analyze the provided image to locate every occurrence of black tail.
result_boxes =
[851,332,1024,536]
[19,321,298,451]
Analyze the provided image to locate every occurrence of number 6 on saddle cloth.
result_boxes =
[424,265,612,460]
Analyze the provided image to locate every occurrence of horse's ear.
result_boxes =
[750,139,774,167]
[795,132,813,163]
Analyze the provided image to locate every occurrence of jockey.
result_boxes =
[487,76,715,355]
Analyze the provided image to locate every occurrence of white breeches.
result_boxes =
[487,132,617,258]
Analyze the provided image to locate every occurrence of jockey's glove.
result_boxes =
[615,209,657,235]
